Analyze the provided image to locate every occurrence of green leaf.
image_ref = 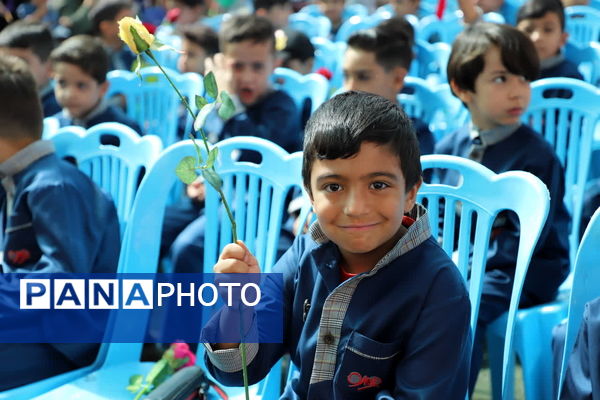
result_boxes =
[202,168,223,191]
[218,91,236,120]
[126,374,144,393]
[206,147,219,169]
[195,95,208,110]
[194,102,215,132]
[146,358,171,384]
[129,26,150,54]
[204,71,218,99]
[175,156,198,184]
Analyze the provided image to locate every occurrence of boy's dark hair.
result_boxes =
[302,91,421,193]
[281,29,314,64]
[517,0,565,30]
[176,0,205,7]
[447,22,539,94]
[347,16,414,71]
[0,21,54,62]
[0,55,43,140]
[50,35,109,84]
[179,24,219,56]
[89,0,133,35]
[253,0,290,11]
[219,14,275,53]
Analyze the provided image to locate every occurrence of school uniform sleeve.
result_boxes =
[411,117,435,155]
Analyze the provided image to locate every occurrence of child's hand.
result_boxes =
[204,53,233,96]
[214,240,260,274]
[186,177,205,203]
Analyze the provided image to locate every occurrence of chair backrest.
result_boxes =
[298,3,368,20]
[522,77,600,263]
[151,29,182,72]
[101,136,302,368]
[565,41,600,86]
[42,116,60,139]
[105,67,204,147]
[271,67,330,116]
[201,13,231,32]
[557,206,600,396]
[417,11,464,44]
[420,154,550,398]
[334,14,385,43]
[565,6,600,46]
[398,77,468,140]
[288,13,332,39]
[50,122,163,232]
[411,40,451,83]
[311,36,339,73]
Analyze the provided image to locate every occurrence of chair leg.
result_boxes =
[487,322,514,400]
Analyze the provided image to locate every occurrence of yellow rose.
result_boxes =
[274,29,287,52]
[118,16,155,55]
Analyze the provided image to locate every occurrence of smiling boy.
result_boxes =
[203,91,471,399]
[435,22,570,392]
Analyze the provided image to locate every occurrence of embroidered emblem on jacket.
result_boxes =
[347,371,382,391]
[7,249,31,265]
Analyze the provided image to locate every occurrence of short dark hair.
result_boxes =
[447,22,539,94]
[50,35,109,84]
[253,0,290,11]
[179,24,219,56]
[347,17,414,71]
[219,14,275,53]
[302,91,421,193]
[517,0,565,30]
[89,0,133,34]
[176,0,205,6]
[0,21,54,62]
[0,55,43,140]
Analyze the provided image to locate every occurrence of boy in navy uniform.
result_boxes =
[49,35,142,134]
[435,22,570,391]
[343,17,435,155]
[0,21,60,117]
[0,55,120,390]
[517,0,583,81]
[203,91,472,399]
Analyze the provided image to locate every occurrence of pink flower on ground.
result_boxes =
[172,342,196,368]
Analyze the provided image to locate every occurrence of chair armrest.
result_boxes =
[145,366,205,400]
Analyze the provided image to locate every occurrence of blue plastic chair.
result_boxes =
[105,66,204,147]
[288,13,332,39]
[565,41,600,86]
[486,77,600,400]
[32,137,303,400]
[311,36,339,73]
[271,67,329,116]
[334,14,388,43]
[557,206,600,397]
[151,29,182,72]
[565,6,600,46]
[398,77,468,140]
[417,11,465,44]
[202,13,231,32]
[298,3,368,20]
[41,116,60,139]
[50,122,163,233]
[410,39,451,83]
[419,155,550,399]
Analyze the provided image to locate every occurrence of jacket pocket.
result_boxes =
[333,330,400,399]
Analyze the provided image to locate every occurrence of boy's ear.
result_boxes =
[392,66,408,93]
[404,177,422,213]
[560,31,568,47]
[450,79,472,105]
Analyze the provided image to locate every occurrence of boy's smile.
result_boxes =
[452,46,531,131]
[309,142,419,273]
[223,40,275,106]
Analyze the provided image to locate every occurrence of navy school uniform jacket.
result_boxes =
[539,54,583,81]
[40,83,61,118]
[203,204,472,399]
[435,124,570,304]
[53,100,142,135]
[0,140,120,390]
[411,117,435,155]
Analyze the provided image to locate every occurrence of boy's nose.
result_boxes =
[344,189,370,216]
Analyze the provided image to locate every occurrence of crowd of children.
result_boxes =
[0,0,598,397]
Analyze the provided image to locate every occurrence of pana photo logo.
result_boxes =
[20,278,261,310]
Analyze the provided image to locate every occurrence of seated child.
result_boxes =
[203,91,472,398]
[177,24,219,75]
[254,0,294,29]
[516,0,583,81]
[0,21,60,117]
[435,22,570,392]
[279,28,315,75]
[388,0,420,17]
[0,55,121,390]
[318,0,345,37]
[343,17,435,155]
[89,0,137,71]
[48,34,142,134]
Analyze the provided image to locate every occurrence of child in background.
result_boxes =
[177,23,219,75]
[0,54,120,390]
[343,17,435,155]
[516,0,583,81]
[49,35,142,134]
[203,91,471,398]
[318,0,345,37]
[0,21,60,117]
[435,22,570,393]
[279,29,315,75]
[254,0,293,29]
[89,0,137,71]
[388,0,419,17]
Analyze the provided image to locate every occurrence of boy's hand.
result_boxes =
[204,53,233,96]
[186,177,205,203]
[214,240,260,274]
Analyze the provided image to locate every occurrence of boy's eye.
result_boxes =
[357,72,371,81]
[492,75,506,83]
[57,80,67,88]
[252,62,264,72]
[76,82,88,90]
[323,183,342,192]
[370,181,389,190]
